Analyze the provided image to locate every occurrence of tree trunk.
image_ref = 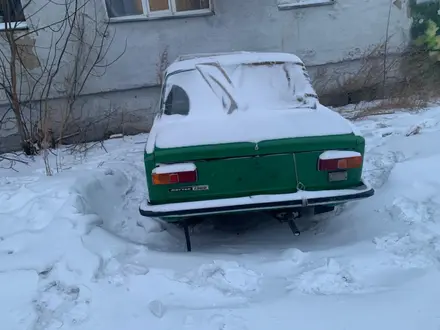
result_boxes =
[7,30,32,154]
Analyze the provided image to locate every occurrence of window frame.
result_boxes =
[106,0,213,22]
[162,83,191,116]
[0,0,28,31]
[159,69,192,117]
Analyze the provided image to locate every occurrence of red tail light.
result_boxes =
[152,163,197,185]
[318,151,362,171]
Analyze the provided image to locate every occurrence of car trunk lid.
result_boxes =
[154,106,354,151]
[148,132,364,205]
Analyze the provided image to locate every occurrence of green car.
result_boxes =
[139,51,374,251]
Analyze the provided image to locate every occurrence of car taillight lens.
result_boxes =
[152,170,197,185]
[318,156,362,171]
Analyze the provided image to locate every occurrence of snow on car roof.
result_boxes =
[166,51,305,75]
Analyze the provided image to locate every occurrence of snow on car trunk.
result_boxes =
[2,107,440,329]
[154,105,354,149]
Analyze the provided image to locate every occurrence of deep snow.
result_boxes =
[2,106,440,329]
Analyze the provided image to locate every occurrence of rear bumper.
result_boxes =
[139,182,375,219]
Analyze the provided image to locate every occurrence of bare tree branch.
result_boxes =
[0,0,125,174]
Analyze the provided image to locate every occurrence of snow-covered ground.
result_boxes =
[2,106,440,330]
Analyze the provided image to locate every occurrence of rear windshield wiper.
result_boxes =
[195,62,240,115]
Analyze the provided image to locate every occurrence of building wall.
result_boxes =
[96,0,411,93]
[0,0,412,152]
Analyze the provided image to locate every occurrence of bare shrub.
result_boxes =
[0,0,125,175]
[0,152,28,172]
[156,46,169,86]
[314,40,433,119]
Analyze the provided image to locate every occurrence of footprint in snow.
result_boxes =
[363,150,404,188]
[33,281,91,330]
[149,299,166,318]
[286,258,365,295]
[182,260,261,296]
[208,313,248,330]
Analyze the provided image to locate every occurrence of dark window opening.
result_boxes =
[175,0,209,12]
[164,85,190,116]
[0,0,25,23]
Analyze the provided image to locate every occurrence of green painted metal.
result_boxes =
[152,133,362,163]
[144,133,365,205]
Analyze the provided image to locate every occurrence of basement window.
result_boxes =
[278,0,335,10]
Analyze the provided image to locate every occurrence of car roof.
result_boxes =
[165,51,305,76]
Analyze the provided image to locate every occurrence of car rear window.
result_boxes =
[161,61,317,117]
[163,85,190,116]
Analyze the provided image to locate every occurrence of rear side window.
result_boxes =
[163,85,190,116]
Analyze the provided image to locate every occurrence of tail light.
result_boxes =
[318,151,362,171]
[152,163,197,185]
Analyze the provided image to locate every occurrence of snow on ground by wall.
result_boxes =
[2,106,440,329]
